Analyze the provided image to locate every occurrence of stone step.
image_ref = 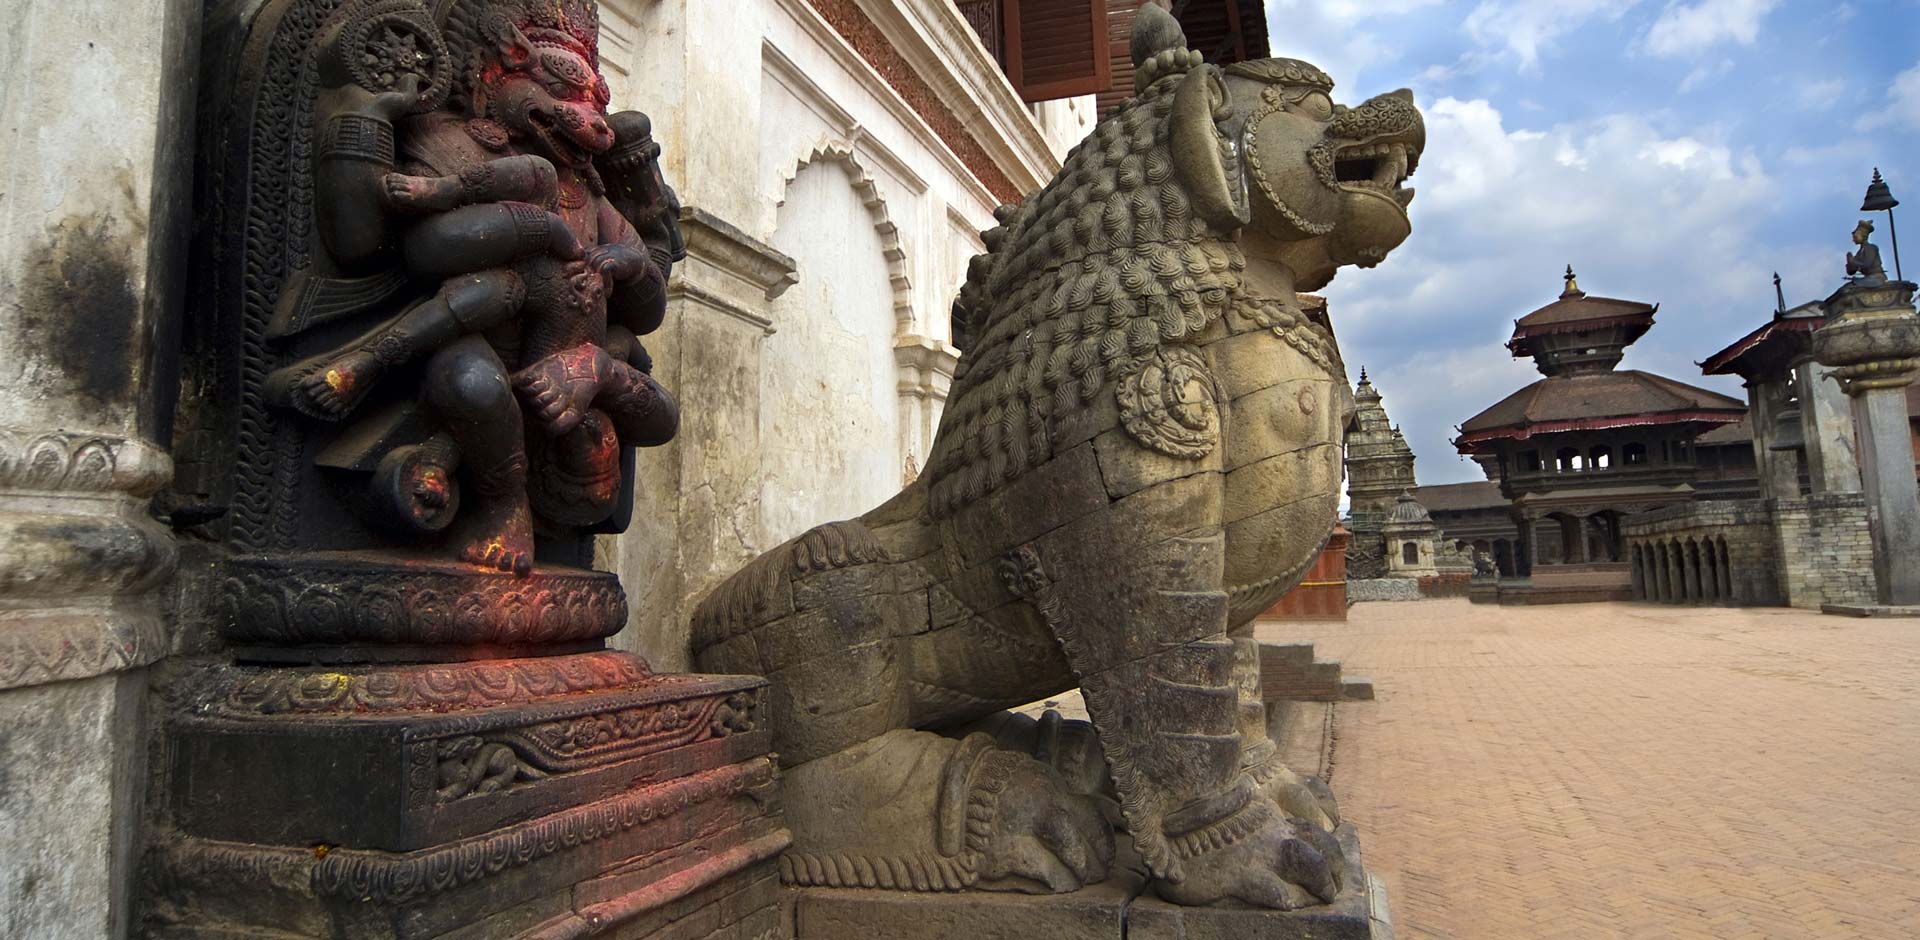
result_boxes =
[1341,676,1376,701]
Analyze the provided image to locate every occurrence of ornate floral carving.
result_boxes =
[216,650,651,715]
[1117,346,1222,459]
[0,427,171,496]
[216,554,627,646]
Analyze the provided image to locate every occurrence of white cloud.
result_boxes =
[1797,78,1846,110]
[1262,0,1425,94]
[1643,0,1779,57]
[1859,61,1920,131]
[1320,97,1778,483]
[1462,0,1641,70]
[1677,58,1735,93]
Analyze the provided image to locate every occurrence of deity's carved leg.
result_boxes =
[266,268,526,420]
[426,334,533,575]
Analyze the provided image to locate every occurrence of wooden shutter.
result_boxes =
[1004,0,1112,102]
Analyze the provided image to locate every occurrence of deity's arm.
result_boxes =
[401,202,583,278]
[593,207,667,338]
[311,80,419,269]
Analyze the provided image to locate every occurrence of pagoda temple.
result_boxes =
[1454,268,1748,603]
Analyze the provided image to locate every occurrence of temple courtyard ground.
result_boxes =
[1257,598,1920,940]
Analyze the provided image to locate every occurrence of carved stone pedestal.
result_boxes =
[142,651,790,940]
[785,825,1390,940]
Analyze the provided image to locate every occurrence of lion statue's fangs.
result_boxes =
[694,3,1422,910]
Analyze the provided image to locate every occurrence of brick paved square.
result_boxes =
[1259,599,1920,940]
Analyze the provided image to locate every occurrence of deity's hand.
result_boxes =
[584,243,650,284]
[367,72,422,123]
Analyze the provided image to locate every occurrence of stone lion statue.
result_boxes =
[693,6,1421,910]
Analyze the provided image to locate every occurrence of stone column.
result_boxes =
[1814,280,1920,607]
[1629,546,1645,599]
[0,0,198,934]
[1794,356,1862,494]
[1746,377,1803,500]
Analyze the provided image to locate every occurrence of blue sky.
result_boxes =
[1261,0,1920,485]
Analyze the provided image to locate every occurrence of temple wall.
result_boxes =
[592,0,1072,669]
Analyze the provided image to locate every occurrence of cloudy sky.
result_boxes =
[1261,0,1920,485]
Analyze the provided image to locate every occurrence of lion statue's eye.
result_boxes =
[1290,91,1334,121]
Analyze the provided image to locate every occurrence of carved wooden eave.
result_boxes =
[854,0,1060,196]
[671,205,800,335]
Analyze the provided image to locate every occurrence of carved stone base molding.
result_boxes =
[140,652,790,940]
[785,824,1390,940]
[216,554,630,660]
[0,427,178,690]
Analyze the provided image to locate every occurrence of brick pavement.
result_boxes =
[1258,599,1920,940]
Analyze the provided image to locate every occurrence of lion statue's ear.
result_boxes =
[1170,65,1250,231]
[479,11,535,68]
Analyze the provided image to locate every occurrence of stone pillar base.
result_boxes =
[140,652,788,940]
[786,824,1390,940]
[1821,604,1920,618]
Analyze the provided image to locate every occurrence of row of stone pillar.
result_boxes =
[1630,537,1734,604]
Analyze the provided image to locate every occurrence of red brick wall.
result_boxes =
[1259,524,1349,621]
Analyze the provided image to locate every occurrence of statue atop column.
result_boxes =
[1847,220,1888,286]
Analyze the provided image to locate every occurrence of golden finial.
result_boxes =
[1562,264,1581,297]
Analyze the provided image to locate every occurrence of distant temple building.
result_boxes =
[1450,269,1748,603]
[1343,370,1417,577]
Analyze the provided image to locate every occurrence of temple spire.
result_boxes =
[1562,264,1582,298]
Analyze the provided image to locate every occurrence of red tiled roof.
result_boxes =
[1456,370,1746,450]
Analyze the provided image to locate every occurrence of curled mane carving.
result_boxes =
[928,58,1247,518]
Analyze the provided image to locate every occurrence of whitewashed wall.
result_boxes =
[595,0,1070,668]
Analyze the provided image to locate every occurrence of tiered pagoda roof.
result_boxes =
[1456,268,1746,454]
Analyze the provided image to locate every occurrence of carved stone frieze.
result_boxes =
[500,687,764,774]
[158,755,781,905]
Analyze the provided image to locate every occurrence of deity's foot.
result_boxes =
[266,348,385,420]
[512,344,608,436]
[450,492,534,576]
[1155,796,1342,910]
[780,729,1114,895]
[383,172,465,213]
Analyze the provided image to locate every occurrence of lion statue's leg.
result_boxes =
[691,493,1114,895]
[1229,633,1340,829]
[985,470,1346,910]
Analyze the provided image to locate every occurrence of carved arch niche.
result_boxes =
[758,142,938,546]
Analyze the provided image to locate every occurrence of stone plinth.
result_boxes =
[1813,279,1920,606]
[142,652,789,940]
[785,825,1389,940]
